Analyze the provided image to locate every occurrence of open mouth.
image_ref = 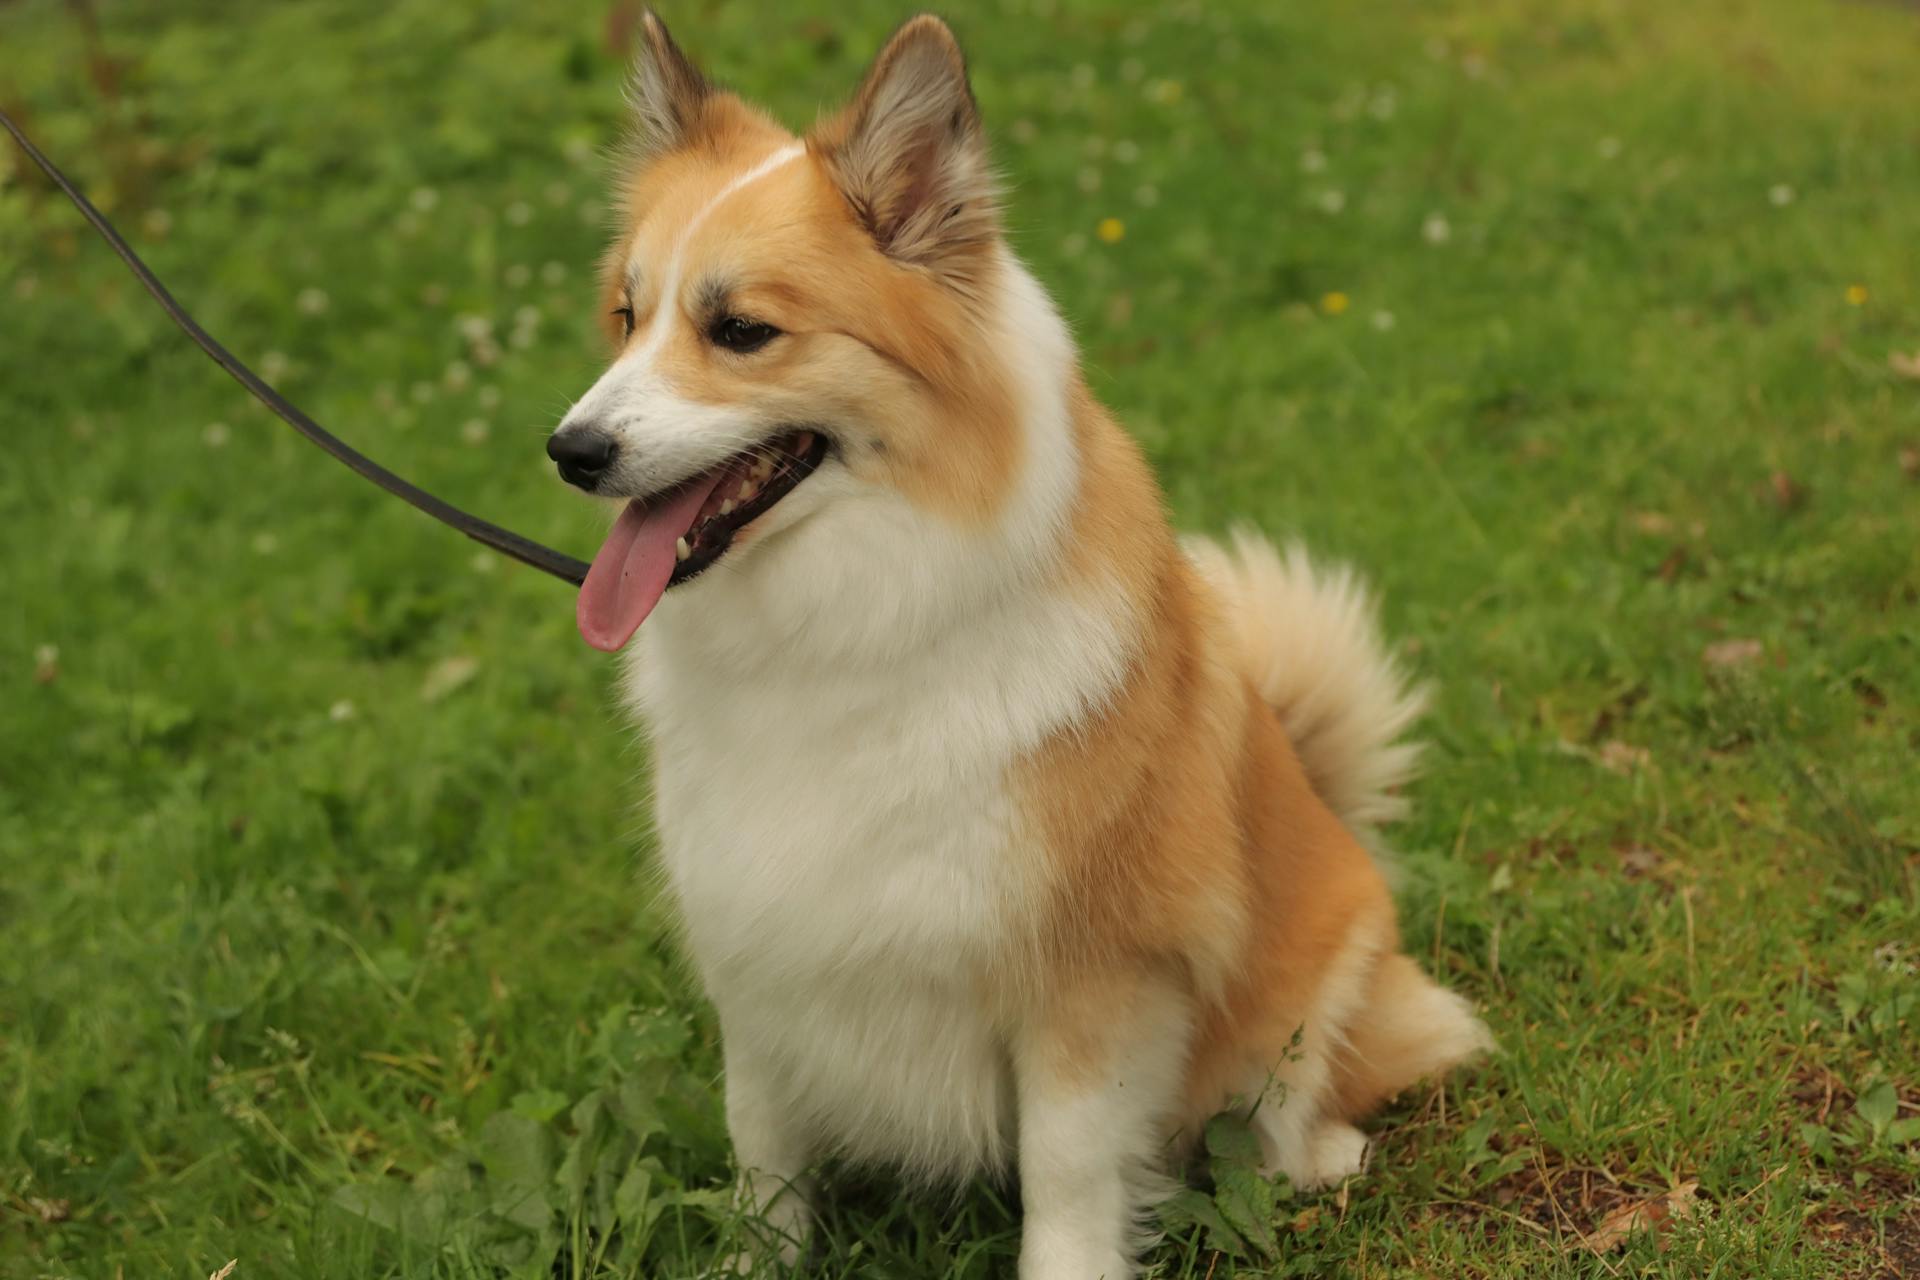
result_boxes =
[576,429,829,651]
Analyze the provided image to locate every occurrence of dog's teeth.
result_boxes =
[675,537,691,562]
[752,457,773,481]
[719,499,735,515]
[738,480,754,499]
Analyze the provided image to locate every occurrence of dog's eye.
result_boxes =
[710,316,780,354]
[611,305,635,338]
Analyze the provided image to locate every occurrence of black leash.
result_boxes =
[1,109,591,586]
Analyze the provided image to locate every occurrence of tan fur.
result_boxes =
[597,98,1020,526]
[592,11,1488,1247]
[1014,392,1483,1153]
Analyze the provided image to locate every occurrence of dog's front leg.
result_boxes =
[1013,977,1193,1280]
[721,1033,814,1270]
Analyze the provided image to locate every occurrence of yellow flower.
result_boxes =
[1845,283,1868,306]
[1096,217,1126,244]
[1320,291,1350,316]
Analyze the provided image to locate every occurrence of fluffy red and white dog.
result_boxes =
[545,13,1490,1277]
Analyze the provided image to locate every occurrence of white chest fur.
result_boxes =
[623,568,1133,1180]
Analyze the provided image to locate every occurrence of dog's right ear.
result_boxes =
[628,9,712,159]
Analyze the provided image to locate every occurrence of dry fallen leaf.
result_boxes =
[420,654,480,702]
[1703,638,1764,669]
[1768,470,1805,511]
[28,1196,70,1223]
[1579,1181,1699,1253]
[1631,511,1674,535]
[208,1262,238,1280]
[1890,350,1920,380]
[1900,446,1919,480]
[1618,846,1664,878]
[1598,740,1650,774]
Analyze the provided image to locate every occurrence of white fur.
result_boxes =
[1014,980,1191,1280]
[622,246,1143,1260]
[584,147,1469,1276]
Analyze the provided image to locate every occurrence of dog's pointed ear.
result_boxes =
[813,16,1000,281]
[629,9,712,158]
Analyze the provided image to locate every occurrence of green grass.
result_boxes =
[3,0,1917,1276]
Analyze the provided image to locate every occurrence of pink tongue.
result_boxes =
[576,476,725,652]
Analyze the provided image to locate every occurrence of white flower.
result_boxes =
[1315,189,1346,214]
[505,263,532,288]
[1368,87,1397,120]
[1062,232,1089,258]
[505,201,533,226]
[203,422,231,447]
[470,551,497,574]
[443,360,472,391]
[1076,167,1103,193]
[455,313,493,342]
[461,419,490,444]
[410,381,435,404]
[252,532,279,555]
[476,386,503,410]
[1597,135,1623,159]
[34,643,58,667]
[296,287,329,315]
[563,137,594,166]
[410,187,439,212]
[260,351,290,381]
[1422,212,1452,245]
[1113,139,1140,164]
[143,209,174,238]
[328,699,356,722]
[1299,147,1328,174]
[1133,184,1160,208]
[1370,309,1396,332]
[1768,183,1795,207]
[513,305,542,329]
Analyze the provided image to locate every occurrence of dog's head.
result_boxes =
[549,12,1072,653]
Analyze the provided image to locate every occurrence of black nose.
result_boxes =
[546,428,617,491]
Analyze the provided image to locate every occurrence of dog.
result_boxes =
[543,12,1491,1277]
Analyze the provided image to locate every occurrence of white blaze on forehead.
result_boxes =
[627,141,808,362]
[556,140,809,496]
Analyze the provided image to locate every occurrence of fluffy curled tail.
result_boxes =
[1184,529,1428,847]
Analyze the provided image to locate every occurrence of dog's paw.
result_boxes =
[1299,1122,1371,1189]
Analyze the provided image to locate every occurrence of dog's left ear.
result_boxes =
[813,16,1000,283]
